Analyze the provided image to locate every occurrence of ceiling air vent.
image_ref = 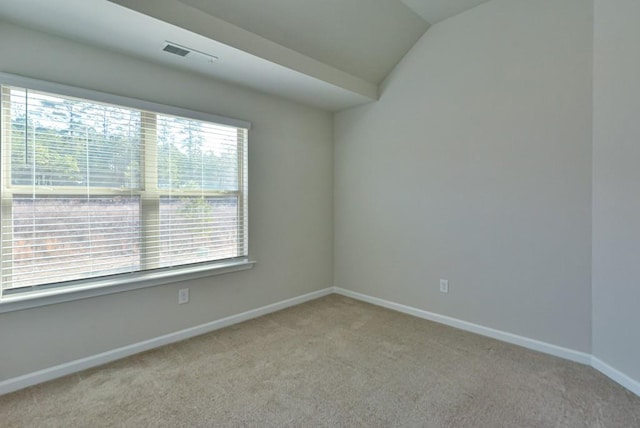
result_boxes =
[161,41,218,64]
[163,43,190,57]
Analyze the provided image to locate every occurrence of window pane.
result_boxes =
[158,196,240,266]
[1,79,248,297]
[9,89,141,188]
[157,115,238,191]
[5,196,141,290]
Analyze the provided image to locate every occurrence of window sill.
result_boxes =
[0,259,256,314]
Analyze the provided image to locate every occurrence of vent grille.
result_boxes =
[161,41,218,64]
[163,44,190,57]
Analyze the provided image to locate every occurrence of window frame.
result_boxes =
[0,73,254,313]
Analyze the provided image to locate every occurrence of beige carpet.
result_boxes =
[1,294,639,427]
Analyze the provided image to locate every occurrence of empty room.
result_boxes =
[0,0,639,426]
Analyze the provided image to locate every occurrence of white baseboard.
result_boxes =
[0,287,334,395]
[3,286,638,398]
[591,357,640,397]
[334,288,640,397]
[334,287,592,364]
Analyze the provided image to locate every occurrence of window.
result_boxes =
[0,74,250,303]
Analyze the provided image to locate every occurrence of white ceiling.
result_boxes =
[179,0,429,84]
[0,0,493,111]
[401,0,492,24]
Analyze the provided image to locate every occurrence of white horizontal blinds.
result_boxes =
[10,196,141,288]
[1,87,142,291]
[8,89,142,188]
[145,115,247,268]
[0,82,248,294]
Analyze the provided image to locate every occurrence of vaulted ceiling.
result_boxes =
[177,0,428,84]
[0,0,491,110]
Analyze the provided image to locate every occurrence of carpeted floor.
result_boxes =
[1,294,639,427]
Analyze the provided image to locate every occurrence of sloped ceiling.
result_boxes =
[178,0,428,84]
[401,0,492,24]
[0,0,492,111]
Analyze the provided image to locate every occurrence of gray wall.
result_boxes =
[0,22,333,381]
[334,0,593,352]
[592,0,640,382]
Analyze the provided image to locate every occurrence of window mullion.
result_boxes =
[141,112,160,271]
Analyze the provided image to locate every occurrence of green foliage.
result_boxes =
[10,96,141,187]
[8,90,238,191]
[179,196,213,220]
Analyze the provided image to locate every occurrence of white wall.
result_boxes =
[335,0,593,351]
[592,0,640,382]
[0,22,333,381]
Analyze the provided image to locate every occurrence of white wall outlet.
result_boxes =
[439,279,449,293]
[178,288,189,304]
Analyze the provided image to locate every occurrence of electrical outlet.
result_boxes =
[439,279,449,293]
[178,288,189,304]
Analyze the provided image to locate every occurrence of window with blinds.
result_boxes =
[0,75,249,299]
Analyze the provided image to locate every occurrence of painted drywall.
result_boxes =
[0,22,333,381]
[592,0,640,383]
[334,0,593,352]
[179,0,429,84]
